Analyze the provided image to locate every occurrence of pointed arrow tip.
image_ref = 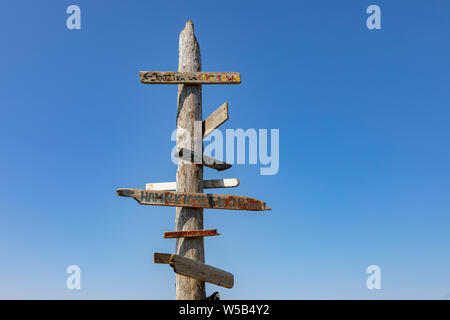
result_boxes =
[117,189,135,197]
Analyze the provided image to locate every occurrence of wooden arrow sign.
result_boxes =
[154,252,234,288]
[175,148,232,171]
[164,229,220,239]
[116,188,271,211]
[146,178,239,191]
[140,72,241,84]
[203,102,228,138]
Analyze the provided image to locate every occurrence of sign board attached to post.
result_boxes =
[203,102,229,138]
[175,148,232,171]
[140,72,241,85]
[164,229,220,239]
[117,188,271,211]
[146,178,239,191]
[154,252,234,288]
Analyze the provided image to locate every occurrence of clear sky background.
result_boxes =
[1,0,449,299]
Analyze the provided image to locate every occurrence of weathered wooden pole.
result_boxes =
[175,21,205,300]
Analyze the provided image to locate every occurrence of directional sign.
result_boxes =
[175,148,232,171]
[140,72,241,85]
[116,188,271,211]
[154,252,234,288]
[164,229,220,239]
[146,178,239,191]
[203,102,229,138]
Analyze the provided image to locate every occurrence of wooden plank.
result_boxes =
[175,148,232,171]
[146,178,239,191]
[203,102,229,138]
[203,178,239,189]
[139,71,241,84]
[164,229,220,239]
[117,188,271,211]
[145,181,177,191]
[154,252,172,264]
[154,252,234,289]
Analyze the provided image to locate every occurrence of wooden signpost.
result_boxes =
[154,253,234,289]
[117,188,271,211]
[116,21,271,300]
[164,229,220,239]
[146,178,239,191]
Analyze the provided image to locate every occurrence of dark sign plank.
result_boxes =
[117,188,271,211]
[146,178,239,191]
[175,148,232,171]
[203,102,229,138]
[164,229,220,239]
[154,252,234,288]
[140,72,241,84]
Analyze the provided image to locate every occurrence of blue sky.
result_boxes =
[1,0,449,299]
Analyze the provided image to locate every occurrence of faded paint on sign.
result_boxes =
[117,188,271,211]
[164,229,220,238]
[139,71,241,84]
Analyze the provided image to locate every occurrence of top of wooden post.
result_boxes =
[185,20,194,31]
[179,20,201,73]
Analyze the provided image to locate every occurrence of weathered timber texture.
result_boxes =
[164,229,220,239]
[154,253,234,289]
[146,178,239,191]
[203,102,228,138]
[116,188,272,211]
[175,21,205,300]
[146,181,180,191]
[202,178,239,189]
[175,148,232,171]
[140,72,241,84]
